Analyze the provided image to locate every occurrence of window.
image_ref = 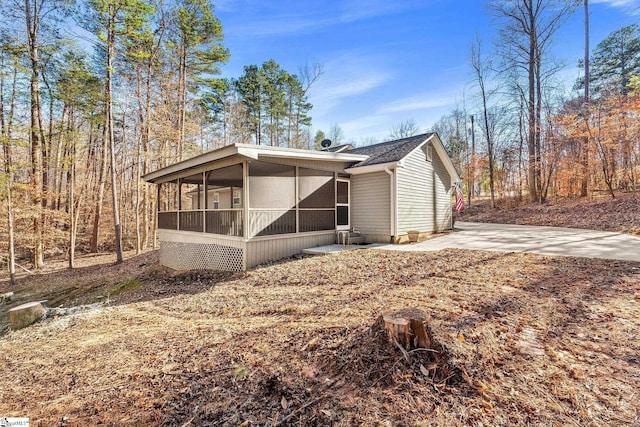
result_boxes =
[425,145,433,162]
[212,192,219,209]
[233,189,241,207]
[336,179,350,230]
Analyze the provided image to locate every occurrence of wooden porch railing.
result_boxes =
[158,211,178,230]
[159,208,335,238]
[206,210,243,237]
[179,210,203,232]
[299,209,335,232]
[249,209,296,237]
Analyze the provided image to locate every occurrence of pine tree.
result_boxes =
[167,0,229,158]
[86,0,154,263]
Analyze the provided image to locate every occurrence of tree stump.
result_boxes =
[9,301,49,331]
[382,308,432,350]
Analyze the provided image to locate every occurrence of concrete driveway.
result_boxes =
[379,222,640,262]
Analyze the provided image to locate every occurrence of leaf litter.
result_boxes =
[0,248,639,426]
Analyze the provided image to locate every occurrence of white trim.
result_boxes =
[426,134,461,183]
[345,161,399,175]
[248,230,335,242]
[232,189,242,207]
[336,178,350,231]
[143,143,367,183]
[243,160,249,243]
[158,229,245,245]
[384,166,397,239]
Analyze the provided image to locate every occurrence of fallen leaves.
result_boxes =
[0,248,638,426]
[464,192,640,235]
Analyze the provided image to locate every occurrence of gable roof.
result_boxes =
[345,133,460,183]
[346,133,433,167]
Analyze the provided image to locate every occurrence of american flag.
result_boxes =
[455,182,464,212]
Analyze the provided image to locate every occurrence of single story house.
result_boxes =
[143,132,460,271]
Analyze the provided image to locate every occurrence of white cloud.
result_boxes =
[592,0,640,14]
[592,0,637,5]
[313,73,391,104]
[307,51,394,117]
[221,1,422,38]
[338,0,418,23]
[340,115,388,135]
[377,92,458,114]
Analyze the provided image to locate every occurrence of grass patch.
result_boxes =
[109,278,143,297]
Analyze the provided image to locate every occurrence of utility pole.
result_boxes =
[470,115,476,204]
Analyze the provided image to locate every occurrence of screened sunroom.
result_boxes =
[145,144,367,271]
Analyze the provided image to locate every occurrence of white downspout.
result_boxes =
[384,166,395,243]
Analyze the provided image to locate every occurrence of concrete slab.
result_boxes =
[303,244,377,255]
[375,222,640,262]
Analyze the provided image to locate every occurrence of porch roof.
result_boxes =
[142,143,368,184]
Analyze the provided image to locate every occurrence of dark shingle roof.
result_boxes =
[346,133,432,167]
[322,144,354,153]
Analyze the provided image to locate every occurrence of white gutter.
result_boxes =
[345,161,398,175]
[384,166,396,242]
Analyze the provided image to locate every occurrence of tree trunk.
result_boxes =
[527,5,538,203]
[25,0,45,268]
[106,18,124,264]
[141,60,152,250]
[1,73,17,286]
[68,108,76,269]
[581,0,590,197]
[178,43,187,160]
[54,105,67,211]
[90,123,108,253]
[42,72,54,211]
[535,53,543,202]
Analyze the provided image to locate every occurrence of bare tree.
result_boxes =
[581,0,589,197]
[0,41,19,286]
[490,0,578,202]
[328,123,344,145]
[389,119,421,139]
[471,38,497,208]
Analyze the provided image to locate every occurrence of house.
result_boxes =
[143,133,460,271]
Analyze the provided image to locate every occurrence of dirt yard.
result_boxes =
[1,248,639,426]
[462,192,640,235]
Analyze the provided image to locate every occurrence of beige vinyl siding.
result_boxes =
[259,156,350,173]
[351,172,391,242]
[245,232,335,268]
[191,188,242,209]
[396,144,452,234]
[432,151,453,230]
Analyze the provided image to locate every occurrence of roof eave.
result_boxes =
[142,143,370,183]
[427,134,461,183]
[142,144,241,183]
[345,161,400,175]
[257,149,367,163]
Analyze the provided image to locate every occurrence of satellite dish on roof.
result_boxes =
[320,139,332,148]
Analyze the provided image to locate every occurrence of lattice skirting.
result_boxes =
[160,241,244,271]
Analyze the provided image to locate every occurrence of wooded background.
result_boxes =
[1,0,639,281]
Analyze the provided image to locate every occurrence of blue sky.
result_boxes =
[214,0,640,143]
